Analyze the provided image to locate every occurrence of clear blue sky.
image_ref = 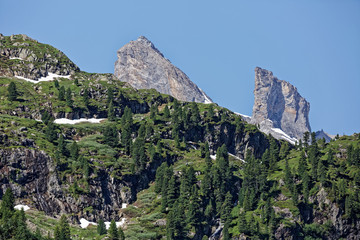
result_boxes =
[1,0,359,135]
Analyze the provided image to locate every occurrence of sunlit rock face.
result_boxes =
[114,36,212,103]
[251,67,311,140]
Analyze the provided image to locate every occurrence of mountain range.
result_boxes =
[0,34,359,240]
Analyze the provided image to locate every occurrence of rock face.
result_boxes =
[0,34,79,80]
[114,36,212,103]
[251,67,311,140]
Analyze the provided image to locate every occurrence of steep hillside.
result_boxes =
[0,35,359,240]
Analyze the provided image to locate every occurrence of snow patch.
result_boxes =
[80,218,97,228]
[54,118,105,125]
[15,73,70,83]
[14,204,30,211]
[199,88,213,104]
[270,127,298,145]
[122,203,127,209]
[210,155,216,160]
[105,218,126,229]
[10,57,23,60]
[228,152,245,162]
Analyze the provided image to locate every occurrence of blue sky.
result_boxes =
[1,0,359,135]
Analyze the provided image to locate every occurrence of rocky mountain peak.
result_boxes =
[114,36,212,103]
[251,67,311,140]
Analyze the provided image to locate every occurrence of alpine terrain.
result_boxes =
[0,34,359,240]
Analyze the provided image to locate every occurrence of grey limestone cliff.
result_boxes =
[251,67,311,140]
[114,36,212,103]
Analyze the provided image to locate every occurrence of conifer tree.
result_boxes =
[7,82,18,101]
[222,220,230,240]
[104,124,119,148]
[221,192,232,223]
[45,122,57,143]
[58,86,65,101]
[167,175,177,208]
[58,134,67,156]
[97,219,107,235]
[317,160,326,185]
[59,215,71,240]
[298,151,307,180]
[70,141,79,161]
[108,220,119,240]
[119,227,125,240]
[54,79,60,89]
[107,87,114,105]
[238,211,247,233]
[83,88,89,107]
[108,101,115,121]
[208,104,214,120]
[163,105,170,119]
[65,87,73,107]
[54,225,61,240]
[0,188,14,220]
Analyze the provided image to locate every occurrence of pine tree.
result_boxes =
[108,220,119,240]
[279,142,289,159]
[303,131,310,149]
[54,79,60,89]
[70,141,79,161]
[163,105,170,119]
[167,175,177,208]
[220,192,232,223]
[119,227,125,240]
[97,219,107,235]
[107,87,114,105]
[54,225,61,240]
[45,122,57,143]
[0,188,14,220]
[59,215,71,240]
[222,220,230,240]
[345,195,353,217]
[58,134,67,156]
[302,171,310,203]
[298,151,307,180]
[317,160,326,185]
[7,82,18,101]
[208,104,214,120]
[83,88,89,107]
[238,211,247,233]
[58,86,65,101]
[104,124,119,148]
[65,87,73,107]
[108,101,115,121]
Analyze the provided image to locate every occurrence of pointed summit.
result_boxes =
[114,36,212,103]
[251,67,311,140]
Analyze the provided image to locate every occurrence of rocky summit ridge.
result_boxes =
[251,67,311,140]
[114,36,212,103]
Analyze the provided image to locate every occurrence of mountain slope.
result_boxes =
[0,35,359,240]
[114,36,212,103]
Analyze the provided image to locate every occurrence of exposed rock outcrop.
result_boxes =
[114,36,212,103]
[251,67,311,140]
[0,34,79,80]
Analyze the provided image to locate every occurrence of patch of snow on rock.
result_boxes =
[105,218,126,229]
[122,203,127,209]
[15,73,70,83]
[14,204,30,211]
[80,218,97,229]
[271,127,298,145]
[228,153,245,162]
[210,155,216,160]
[199,88,213,104]
[54,118,105,125]
[10,57,23,60]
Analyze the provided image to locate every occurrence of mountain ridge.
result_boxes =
[114,36,212,103]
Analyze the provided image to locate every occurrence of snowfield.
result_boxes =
[14,204,30,211]
[15,73,70,83]
[80,218,97,228]
[54,118,105,125]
